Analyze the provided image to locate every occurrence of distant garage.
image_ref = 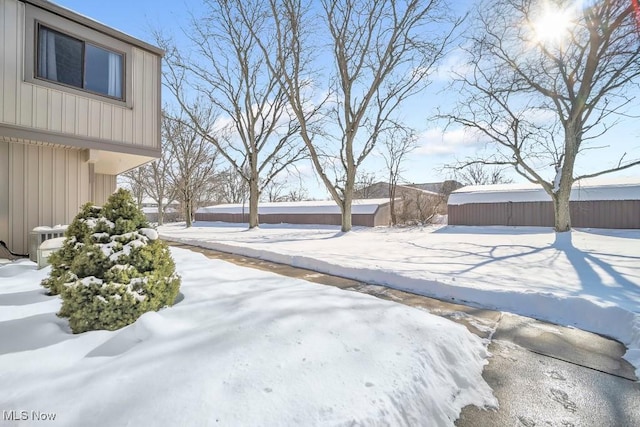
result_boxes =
[448,178,640,229]
[195,199,393,227]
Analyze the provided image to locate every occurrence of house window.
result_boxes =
[37,25,124,100]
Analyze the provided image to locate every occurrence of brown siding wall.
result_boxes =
[571,200,640,229]
[194,212,378,227]
[448,200,640,229]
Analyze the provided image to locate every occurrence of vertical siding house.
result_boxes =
[0,0,162,254]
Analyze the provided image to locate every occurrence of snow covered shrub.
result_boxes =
[41,203,103,296]
[43,189,181,333]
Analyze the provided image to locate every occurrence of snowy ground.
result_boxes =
[0,248,494,426]
[159,223,640,377]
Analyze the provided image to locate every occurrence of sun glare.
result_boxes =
[531,3,574,47]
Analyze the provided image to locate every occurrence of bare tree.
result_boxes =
[211,167,250,204]
[120,167,147,207]
[262,178,288,202]
[141,112,180,225]
[119,114,180,225]
[380,127,417,225]
[164,113,218,228]
[258,0,460,231]
[397,190,445,225]
[444,0,640,232]
[145,158,177,226]
[353,170,379,199]
[454,163,514,186]
[159,0,306,229]
[283,186,310,202]
[438,180,463,196]
[261,170,311,202]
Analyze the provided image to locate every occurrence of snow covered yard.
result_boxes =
[158,223,640,377]
[0,248,494,426]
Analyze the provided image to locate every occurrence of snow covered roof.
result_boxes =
[197,199,391,215]
[32,225,68,232]
[407,181,463,194]
[142,207,177,214]
[448,177,640,205]
[397,184,439,196]
[141,197,177,206]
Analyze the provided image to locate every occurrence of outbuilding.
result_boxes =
[448,178,640,229]
[195,199,393,227]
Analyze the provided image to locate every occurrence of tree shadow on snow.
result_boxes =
[406,231,640,306]
[0,289,51,306]
[433,225,553,236]
[405,241,559,274]
[575,227,640,241]
[552,232,640,304]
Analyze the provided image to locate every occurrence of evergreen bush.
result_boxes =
[42,189,181,333]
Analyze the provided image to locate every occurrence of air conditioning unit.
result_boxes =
[28,225,68,263]
[37,237,67,269]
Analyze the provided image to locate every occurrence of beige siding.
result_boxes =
[0,0,160,150]
[1,0,20,126]
[373,203,391,227]
[0,0,161,256]
[94,173,117,205]
[1,139,91,254]
[0,142,8,245]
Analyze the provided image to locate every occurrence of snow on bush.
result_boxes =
[42,189,181,333]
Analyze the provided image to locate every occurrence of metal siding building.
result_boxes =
[195,200,393,227]
[448,179,640,229]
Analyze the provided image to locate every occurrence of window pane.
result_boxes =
[37,26,83,88]
[85,44,123,99]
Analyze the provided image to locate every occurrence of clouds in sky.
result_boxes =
[415,127,484,156]
[432,50,472,82]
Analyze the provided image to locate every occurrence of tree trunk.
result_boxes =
[553,125,578,233]
[389,180,397,226]
[248,172,259,229]
[157,201,164,226]
[341,198,352,232]
[552,194,571,232]
[185,196,193,228]
[341,166,356,232]
[390,199,396,226]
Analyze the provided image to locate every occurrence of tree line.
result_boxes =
[134,0,639,233]
[122,112,309,226]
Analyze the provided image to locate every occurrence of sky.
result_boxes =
[52,0,640,198]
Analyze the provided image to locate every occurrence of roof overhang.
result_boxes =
[21,0,164,56]
[0,123,160,175]
[86,149,157,175]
